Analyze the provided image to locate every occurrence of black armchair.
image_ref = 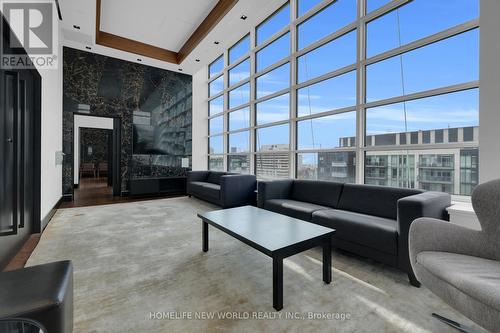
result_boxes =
[187,171,257,208]
[0,260,73,333]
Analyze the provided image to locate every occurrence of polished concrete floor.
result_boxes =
[27,197,486,333]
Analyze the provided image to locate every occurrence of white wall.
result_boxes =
[479,0,500,183]
[73,115,114,184]
[38,21,63,220]
[192,67,209,170]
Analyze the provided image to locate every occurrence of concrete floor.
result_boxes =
[27,196,485,333]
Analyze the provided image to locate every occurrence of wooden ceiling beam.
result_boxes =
[95,0,239,65]
[97,31,179,64]
[176,0,239,63]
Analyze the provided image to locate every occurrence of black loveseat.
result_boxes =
[257,179,451,286]
[187,171,256,208]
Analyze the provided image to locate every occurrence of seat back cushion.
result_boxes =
[290,180,344,208]
[206,172,227,185]
[338,184,422,219]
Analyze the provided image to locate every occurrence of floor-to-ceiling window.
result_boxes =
[206,0,479,195]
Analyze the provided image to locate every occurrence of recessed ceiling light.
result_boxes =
[214,41,219,45]
[73,25,80,30]
[240,15,247,20]
[195,59,200,62]
[85,46,91,50]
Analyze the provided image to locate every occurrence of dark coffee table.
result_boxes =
[197,205,335,310]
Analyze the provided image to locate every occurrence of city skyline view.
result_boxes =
[207,0,480,196]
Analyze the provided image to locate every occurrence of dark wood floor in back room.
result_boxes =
[59,177,183,208]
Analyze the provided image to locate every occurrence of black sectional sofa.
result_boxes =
[187,171,256,208]
[257,179,451,286]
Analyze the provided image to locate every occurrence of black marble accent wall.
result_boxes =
[63,47,192,196]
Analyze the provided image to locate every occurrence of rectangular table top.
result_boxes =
[197,206,335,255]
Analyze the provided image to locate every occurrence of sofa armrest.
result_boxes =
[257,180,293,208]
[220,174,257,208]
[396,191,451,273]
[187,171,209,183]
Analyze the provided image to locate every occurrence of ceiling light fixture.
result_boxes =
[73,25,80,30]
[195,59,200,62]
[85,46,92,50]
[214,41,219,45]
[178,68,183,71]
[137,58,142,62]
[240,15,247,20]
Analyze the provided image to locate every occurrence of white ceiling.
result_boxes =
[100,0,219,51]
[59,0,287,74]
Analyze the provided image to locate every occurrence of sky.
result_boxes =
[208,0,480,158]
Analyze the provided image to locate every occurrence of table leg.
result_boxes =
[202,221,208,252]
[323,237,332,284]
[273,256,283,311]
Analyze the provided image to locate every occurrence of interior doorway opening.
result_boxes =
[77,127,113,204]
[67,114,120,207]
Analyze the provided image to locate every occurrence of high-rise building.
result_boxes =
[359,127,479,195]
[256,144,290,179]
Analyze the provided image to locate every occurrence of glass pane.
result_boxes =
[256,32,290,72]
[365,89,479,146]
[209,75,224,97]
[298,0,357,50]
[460,148,479,195]
[256,63,290,99]
[229,35,250,64]
[229,58,250,87]
[256,153,291,179]
[229,107,250,131]
[256,3,290,46]
[297,71,356,117]
[209,56,224,78]
[367,0,393,13]
[209,155,224,171]
[209,116,224,135]
[367,0,479,57]
[209,95,224,116]
[298,0,323,17]
[229,82,250,109]
[209,135,224,154]
[256,93,290,126]
[366,29,479,102]
[229,131,250,153]
[365,153,416,188]
[297,151,356,183]
[256,123,290,151]
[297,30,356,83]
[228,155,250,174]
[297,111,357,150]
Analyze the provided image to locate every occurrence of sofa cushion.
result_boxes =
[265,199,330,222]
[206,172,227,185]
[312,209,398,255]
[417,251,500,312]
[189,181,220,201]
[290,180,344,208]
[338,184,422,219]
